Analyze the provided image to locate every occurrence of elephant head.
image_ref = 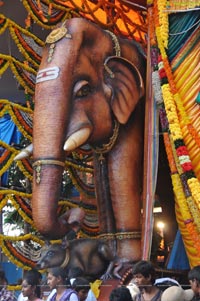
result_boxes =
[32,17,145,257]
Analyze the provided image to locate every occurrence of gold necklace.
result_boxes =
[92,120,120,161]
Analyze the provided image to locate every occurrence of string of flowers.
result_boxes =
[0,233,45,269]
[167,135,200,230]
[12,106,33,135]
[15,195,32,216]
[9,25,43,68]
[156,29,200,211]
[0,13,44,67]
[0,233,43,244]
[17,159,33,180]
[11,60,36,94]
[154,0,200,261]
[58,199,97,214]
[8,108,32,141]
[0,99,32,115]
[0,142,17,176]
[22,0,147,42]
[22,0,69,29]
[156,0,168,48]
[0,193,31,211]
[0,58,9,76]
[65,159,94,173]
[68,166,95,198]
[0,149,12,168]
[0,54,36,76]
[0,101,33,141]
[0,194,34,226]
[150,1,200,261]
[7,285,22,291]
[0,14,8,35]
[1,240,35,269]
[0,189,31,199]
[0,145,32,179]
[166,0,200,11]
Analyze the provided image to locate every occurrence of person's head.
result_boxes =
[161,286,194,301]
[47,267,68,290]
[188,265,200,296]
[0,270,7,289]
[132,260,156,289]
[72,277,90,301]
[24,269,42,283]
[68,267,84,279]
[109,286,133,301]
[21,269,42,298]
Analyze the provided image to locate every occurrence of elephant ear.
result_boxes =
[104,56,144,124]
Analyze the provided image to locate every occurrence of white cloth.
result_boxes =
[127,283,140,300]
[155,277,180,286]
[69,292,79,301]
[46,289,56,301]
[85,289,97,301]
[46,289,78,301]
[17,293,28,301]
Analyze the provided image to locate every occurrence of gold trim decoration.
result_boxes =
[33,159,65,184]
[46,26,71,44]
[116,231,141,240]
[98,233,116,240]
[104,30,121,78]
[46,24,72,62]
[98,231,141,240]
[105,30,121,57]
[92,120,120,161]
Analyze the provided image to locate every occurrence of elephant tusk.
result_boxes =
[14,143,33,161]
[64,128,91,151]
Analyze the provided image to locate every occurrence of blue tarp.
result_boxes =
[0,114,23,285]
[167,230,190,270]
[1,262,22,284]
[0,114,21,185]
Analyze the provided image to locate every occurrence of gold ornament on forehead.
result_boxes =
[46,26,71,44]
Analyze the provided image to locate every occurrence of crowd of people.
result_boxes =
[109,261,200,301]
[0,261,200,301]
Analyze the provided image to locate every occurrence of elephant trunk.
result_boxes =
[32,38,84,239]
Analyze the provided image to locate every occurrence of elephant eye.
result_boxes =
[47,251,54,257]
[74,80,91,98]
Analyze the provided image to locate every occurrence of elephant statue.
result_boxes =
[30,18,146,262]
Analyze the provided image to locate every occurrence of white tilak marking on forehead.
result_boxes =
[36,66,60,83]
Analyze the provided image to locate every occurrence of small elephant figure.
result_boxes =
[30,17,145,261]
[35,238,125,281]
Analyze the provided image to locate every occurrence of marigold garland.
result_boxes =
[0,58,9,75]
[8,106,33,141]
[0,234,44,270]
[0,145,17,177]
[22,0,71,29]
[157,0,168,48]
[0,13,44,68]
[22,0,147,43]
[17,159,33,180]
[0,14,8,35]
[68,166,95,198]
[7,285,22,291]
[2,101,32,124]
[154,0,200,265]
